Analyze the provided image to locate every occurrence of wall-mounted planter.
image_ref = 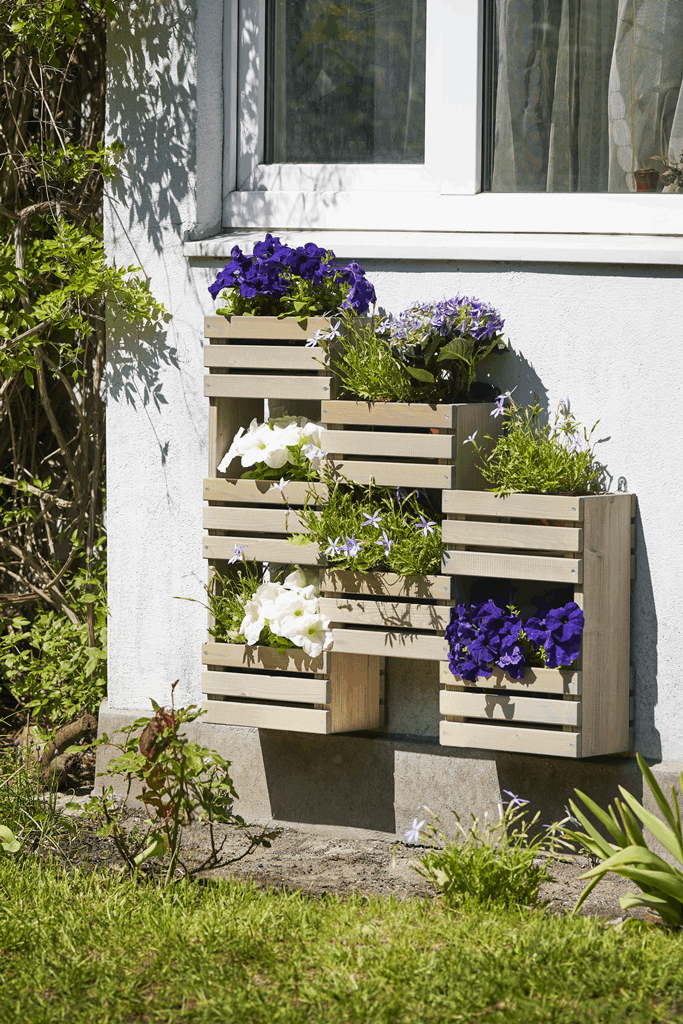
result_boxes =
[439,490,636,759]
[320,400,501,490]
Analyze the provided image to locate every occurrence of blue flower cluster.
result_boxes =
[208,234,376,315]
[383,296,505,351]
[445,599,584,683]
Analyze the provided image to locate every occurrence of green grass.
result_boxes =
[2,859,683,1023]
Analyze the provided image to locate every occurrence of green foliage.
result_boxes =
[0,555,107,724]
[2,0,116,60]
[87,685,278,884]
[0,747,70,854]
[330,317,421,402]
[566,753,683,928]
[0,824,21,855]
[411,799,572,907]
[296,473,443,576]
[474,399,602,496]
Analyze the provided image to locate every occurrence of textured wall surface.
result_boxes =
[105,1,683,822]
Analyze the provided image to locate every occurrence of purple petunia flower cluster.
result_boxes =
[445,599,584,683]
[208,234,376,315]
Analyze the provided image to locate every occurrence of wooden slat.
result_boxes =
[204,375,332,400]
[203,536,321,565]
[439,662,581,695]
[320,598,450,631]
[329,653,382,732]
[442,549,583,584]
[202,670,330,704]
[442,519,582,553]
[579,493,633,757]
[439,720,581,757]
[331,628,448,660]
[440,690,581,726]
[202,643,328,674]
[330,460,454,489]
[203,478,325,505]
[321,429,456,460]
[205,345,324,370]
[442,490,584,521]
[202,699,331,733]
[203,506,308,534]
[205,315,332,340]
[321,400,459,429]
[320,571,453,600]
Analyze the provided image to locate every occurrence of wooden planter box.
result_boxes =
[201,643,381,734]
[320,400,501,490]
[438,490,636,758]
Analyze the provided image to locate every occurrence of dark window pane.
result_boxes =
[485,0,683,193]
[266,0,426,164]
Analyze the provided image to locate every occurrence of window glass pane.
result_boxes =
[485,0,683,193]
[266,0,426,164]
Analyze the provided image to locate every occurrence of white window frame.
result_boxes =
[215,0,683,248]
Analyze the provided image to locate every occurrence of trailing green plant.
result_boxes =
[565,753,683,928]
[295,471,443,576]
[86,683,279,884]
[0,553,107,724]
[468,395,602,496]
[409,796,572,907]
[327,316,421,403]
[0,0,167,708]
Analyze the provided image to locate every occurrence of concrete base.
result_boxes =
[96,701,683,849]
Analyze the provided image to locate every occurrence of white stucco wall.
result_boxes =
[105,0,682,765]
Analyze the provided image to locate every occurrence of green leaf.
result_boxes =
[404,365,435,383]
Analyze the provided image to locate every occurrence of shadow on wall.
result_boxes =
[259,732,397,833]
[630,510,661,760]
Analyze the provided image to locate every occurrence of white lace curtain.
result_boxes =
[491,0,683,192]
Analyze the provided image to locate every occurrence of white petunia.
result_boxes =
[240,598,265,646]
[286,614,333,658]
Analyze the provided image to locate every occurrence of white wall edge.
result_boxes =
[184,230,683,265]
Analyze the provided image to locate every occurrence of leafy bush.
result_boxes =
[566,753,683,928]
[470,396,602,496]
[0,558,107,724]
[88,684,278,884]
[410,797,571,907]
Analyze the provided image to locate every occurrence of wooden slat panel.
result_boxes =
[442,490,584,521]
[205,315,331,340]
[203,535,321,564]
[202,699,331,733]
[205,345,324,370]
[442,519,582,553]
[204,375,332,400]
[439,720,581,757]
[320,571,453,600]
[320,598,450,631]
[331,628,448,660]
[452,403,504,491]
[579,493,633,757]
[202,670,330,704]
[321,429,456,460]
[442,549,583,584]
[321,400,458,429]
[203,478,325,505]
[202,643,328,674]
[330,460,454,488]
[440,690,581,726]
[203,506,308,534]
[439,662,581,695]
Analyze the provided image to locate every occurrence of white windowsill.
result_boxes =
[184,230,683,266]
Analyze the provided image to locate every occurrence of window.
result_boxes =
[217,0,683,246]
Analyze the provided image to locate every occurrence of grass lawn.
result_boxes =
[2,858,683,1024]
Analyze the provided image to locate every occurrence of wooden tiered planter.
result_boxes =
[439,490,636,758]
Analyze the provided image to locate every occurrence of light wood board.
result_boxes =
[329,652,382,732]
[202,699,331,733]
[320,598,450,631]
[440,690,581,726]
[205,315,332,340]
[329,459,454,488]
[202,643,328,674]
[205,375,332,401]
[321,400,460,429]
[331,628,448,660]
[442,549,583,584]
[203,478,325,506]
[320,429,457,460]
[439,720,581,757]
[203,535,321,565]
[442,490,584,521]
[320,571,453,600]
[202,670,330,704]
[203,505,308,534]
[439,662,581,695]
[204,345,325,370]
[442,520,582,553]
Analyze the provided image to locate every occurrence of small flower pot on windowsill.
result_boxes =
[438,490,636,759]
